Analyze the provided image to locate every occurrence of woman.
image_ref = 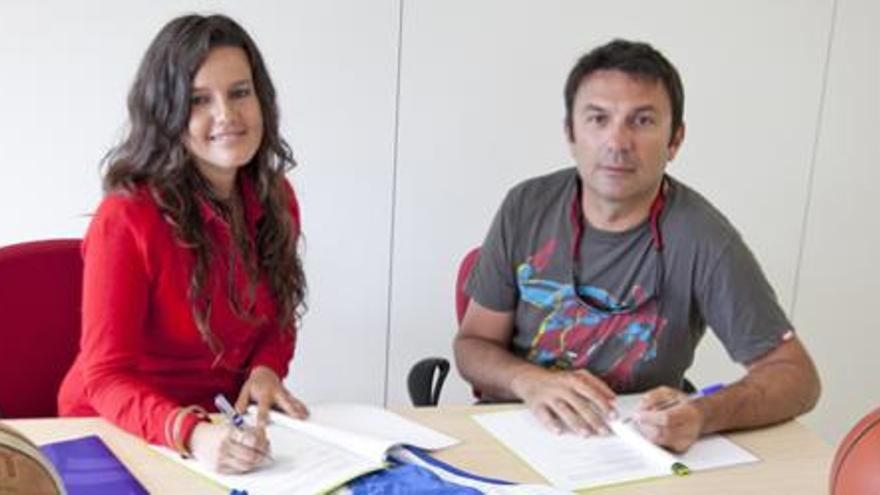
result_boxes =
[58,14,308,474]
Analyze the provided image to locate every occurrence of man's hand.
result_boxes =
[235,366,309,427]
[188,422,271,474]
[511,367,617,436]
[634,386,705,452]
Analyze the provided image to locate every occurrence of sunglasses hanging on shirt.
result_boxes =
[568,176,667,316]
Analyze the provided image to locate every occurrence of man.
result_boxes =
[453,39,820,452]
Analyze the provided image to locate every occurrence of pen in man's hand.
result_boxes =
[622,383,725,424]
[653,383,725,412]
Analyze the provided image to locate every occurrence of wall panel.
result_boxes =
[793,0,880,443]
[0,0,399,405]
[388,0,833,405]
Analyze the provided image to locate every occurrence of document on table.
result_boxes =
[153,403,459,495]
[473,395,758,491]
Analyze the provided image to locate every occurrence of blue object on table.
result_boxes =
[398,446,513,485]
[349,463,482,495]
[40,435,148,495]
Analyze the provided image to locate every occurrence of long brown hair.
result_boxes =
[103,14,306,351]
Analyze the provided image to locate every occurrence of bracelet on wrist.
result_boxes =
[169,405,210,458]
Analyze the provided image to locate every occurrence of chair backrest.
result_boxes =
[0,239,82,418]
[454,247,481,325]
[406,247,481,406]
[455,247,483,400]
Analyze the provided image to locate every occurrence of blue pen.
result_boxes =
[698,383,725,397]
[214,394,245,429]
[216,396,253,495]
[214,394,274,464]
[621,383,725,424]
[653,382,726,411]
[654,383,724,411]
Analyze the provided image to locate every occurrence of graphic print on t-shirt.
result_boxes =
[519,239,666,389]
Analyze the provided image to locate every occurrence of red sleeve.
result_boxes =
[79,195,197,448]
[248,177,299,377]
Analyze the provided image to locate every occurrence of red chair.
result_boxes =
[453,248,482,325]
[407,248,481,406]
[0,239,82,418]
[830,406,880,494]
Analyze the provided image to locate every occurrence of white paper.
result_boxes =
[154,420,381,495]
[675,433,760,471]
[609,420,680,469]
[153,403,459,494]
[473,399,758,491]
[305,403,459,450]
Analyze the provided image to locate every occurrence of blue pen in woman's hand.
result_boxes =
[214,394,273,462]
[214,394,246,429]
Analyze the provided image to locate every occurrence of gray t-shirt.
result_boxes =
[467,167,791,393]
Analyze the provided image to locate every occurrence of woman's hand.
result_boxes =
[235,365,309,426]
[188,422,270,474]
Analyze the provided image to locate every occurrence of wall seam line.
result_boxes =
[382,0,405,407]
[789,0,838,319]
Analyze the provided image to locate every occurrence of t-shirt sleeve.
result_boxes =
[696,234,792,364]
[465,190,520,312]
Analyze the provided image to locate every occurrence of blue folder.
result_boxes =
[40,435,148,495]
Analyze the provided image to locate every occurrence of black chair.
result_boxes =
[407,248,480,406]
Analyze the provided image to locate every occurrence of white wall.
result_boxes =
[0,0,399,405]
[1,0,876,446]
[792,0,880,443]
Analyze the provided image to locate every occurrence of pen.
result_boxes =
[214,394,246,429]
[214,394,273,462]
[652,382,725,412]
[621,383,725,424]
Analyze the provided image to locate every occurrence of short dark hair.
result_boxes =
[564,39,684,143]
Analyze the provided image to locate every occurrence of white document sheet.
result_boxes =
[473,398,758,491]
[153,403,458,495]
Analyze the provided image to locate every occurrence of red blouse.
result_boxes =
[58,178,299,449]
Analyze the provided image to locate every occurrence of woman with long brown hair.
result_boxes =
[58,14,307,473]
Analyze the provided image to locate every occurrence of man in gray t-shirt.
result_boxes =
[454,39,820,452]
